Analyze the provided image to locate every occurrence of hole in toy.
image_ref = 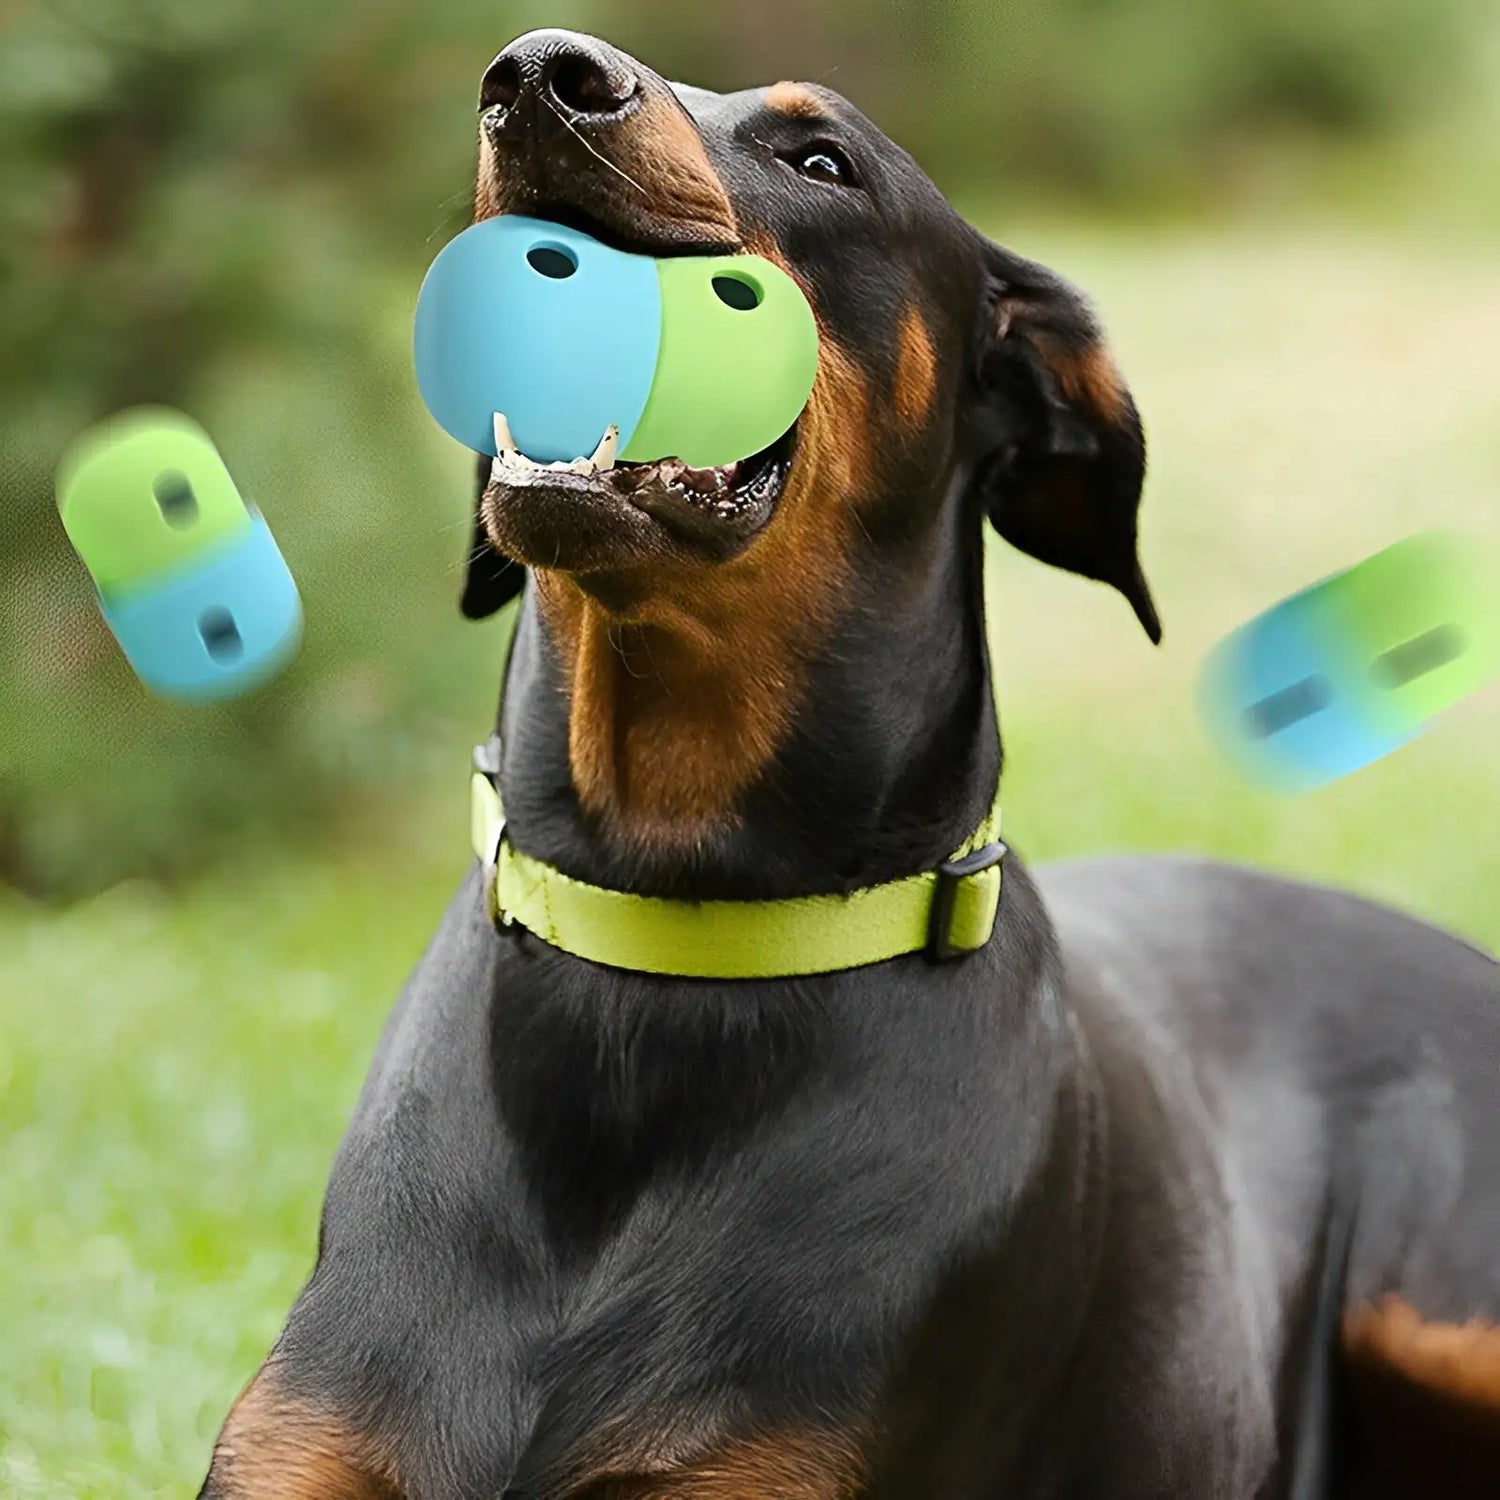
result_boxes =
[527,244,579,279]
[1372,624,1466,689]
[1242,674,1333,739]
[198,607,244,663]
[712,273,762,310]
[153,471,199,528]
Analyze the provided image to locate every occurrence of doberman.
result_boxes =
[201,29,1500,1499]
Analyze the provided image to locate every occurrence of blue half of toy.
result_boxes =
[1198,586,1414,791]
[413,215,662,462]
[101,514,303,702]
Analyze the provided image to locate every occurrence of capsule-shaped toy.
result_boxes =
[56,408,302,702]
[1198,532,1499,791]
[413,215,819,467]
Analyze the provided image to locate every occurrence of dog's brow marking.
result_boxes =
[894,306,938,428]
[1344,1296,1500,1412]
[764,82,828,121]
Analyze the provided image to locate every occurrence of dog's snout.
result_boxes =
[474,29,737,255]
[481,30,639,126]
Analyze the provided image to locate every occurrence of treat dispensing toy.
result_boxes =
[413,215,820,469]
[1198,531,1500,791]
[56,408,302,701]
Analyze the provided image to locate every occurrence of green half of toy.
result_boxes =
[1336,531,1500,731]
[620,255,820,469]
[56,407,251,596]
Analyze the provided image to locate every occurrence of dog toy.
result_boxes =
[413,215,819,467]
[1198,532,1499,790]
[56,408,302,702]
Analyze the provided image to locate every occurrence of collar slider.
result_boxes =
[927,840,1007,962]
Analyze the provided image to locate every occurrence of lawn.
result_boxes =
[3,222,1498,1496]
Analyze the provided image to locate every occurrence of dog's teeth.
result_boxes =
[486,421,616,481]
[589,426,619,472]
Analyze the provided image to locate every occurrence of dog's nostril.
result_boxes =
[480,57,522,114]
[548,53,636,115]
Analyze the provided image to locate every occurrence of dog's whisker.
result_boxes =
[427,185,482,243]
[541,94,650,197]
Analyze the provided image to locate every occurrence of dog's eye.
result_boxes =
[785,143,859,188]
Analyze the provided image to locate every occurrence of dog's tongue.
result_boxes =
[654,456,734,494]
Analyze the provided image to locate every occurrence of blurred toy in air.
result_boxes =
[1199,532,1500,791]
[56,408,302,702]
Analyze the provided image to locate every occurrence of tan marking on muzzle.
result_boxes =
[474,131,502,222]
[626,88,739,238]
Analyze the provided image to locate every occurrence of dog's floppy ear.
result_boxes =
[970,240,1160,643]
[460,452,525,619]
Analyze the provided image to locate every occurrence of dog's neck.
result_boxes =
[492,518,1002,901]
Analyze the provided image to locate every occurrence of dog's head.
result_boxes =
[460,28,1158,644]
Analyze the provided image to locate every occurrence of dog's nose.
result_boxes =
[480,29,640,125]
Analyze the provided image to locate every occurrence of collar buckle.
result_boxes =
[471,740,513,928]
[927,840,1007,962]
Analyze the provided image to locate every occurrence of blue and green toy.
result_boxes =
[1199,532,1500,791]
[413,215,820,466]
[56,408,302,701]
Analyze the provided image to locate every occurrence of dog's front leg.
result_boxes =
[198,1359,401,1500]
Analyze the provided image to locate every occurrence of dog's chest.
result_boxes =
[309,881,1095,1495]
[316,1079,926,1496]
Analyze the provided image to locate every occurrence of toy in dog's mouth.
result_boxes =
[485,409,798,560]
[416,212,819,569]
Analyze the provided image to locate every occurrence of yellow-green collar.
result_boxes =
[469,530,1008,978]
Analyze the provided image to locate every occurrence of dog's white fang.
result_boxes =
[589,425,619,472]
[489,413,618,478]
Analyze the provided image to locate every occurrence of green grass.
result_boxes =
[4,223,1499,1495]
[0,846,464,1497]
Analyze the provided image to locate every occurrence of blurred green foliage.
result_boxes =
[0,0,1495,894]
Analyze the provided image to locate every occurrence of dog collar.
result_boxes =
[469,531,1008,978]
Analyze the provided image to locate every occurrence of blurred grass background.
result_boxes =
[2,0,1498,1493]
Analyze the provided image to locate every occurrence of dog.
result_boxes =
[200,29,1500,1499]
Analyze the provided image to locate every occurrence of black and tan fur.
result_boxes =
[202,29,1500,1499]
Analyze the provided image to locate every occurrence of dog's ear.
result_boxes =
[970,240,1160,643]
[460,452,525,619]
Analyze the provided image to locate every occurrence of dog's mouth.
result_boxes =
[476,202,804,570]
[484,409,799,566]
